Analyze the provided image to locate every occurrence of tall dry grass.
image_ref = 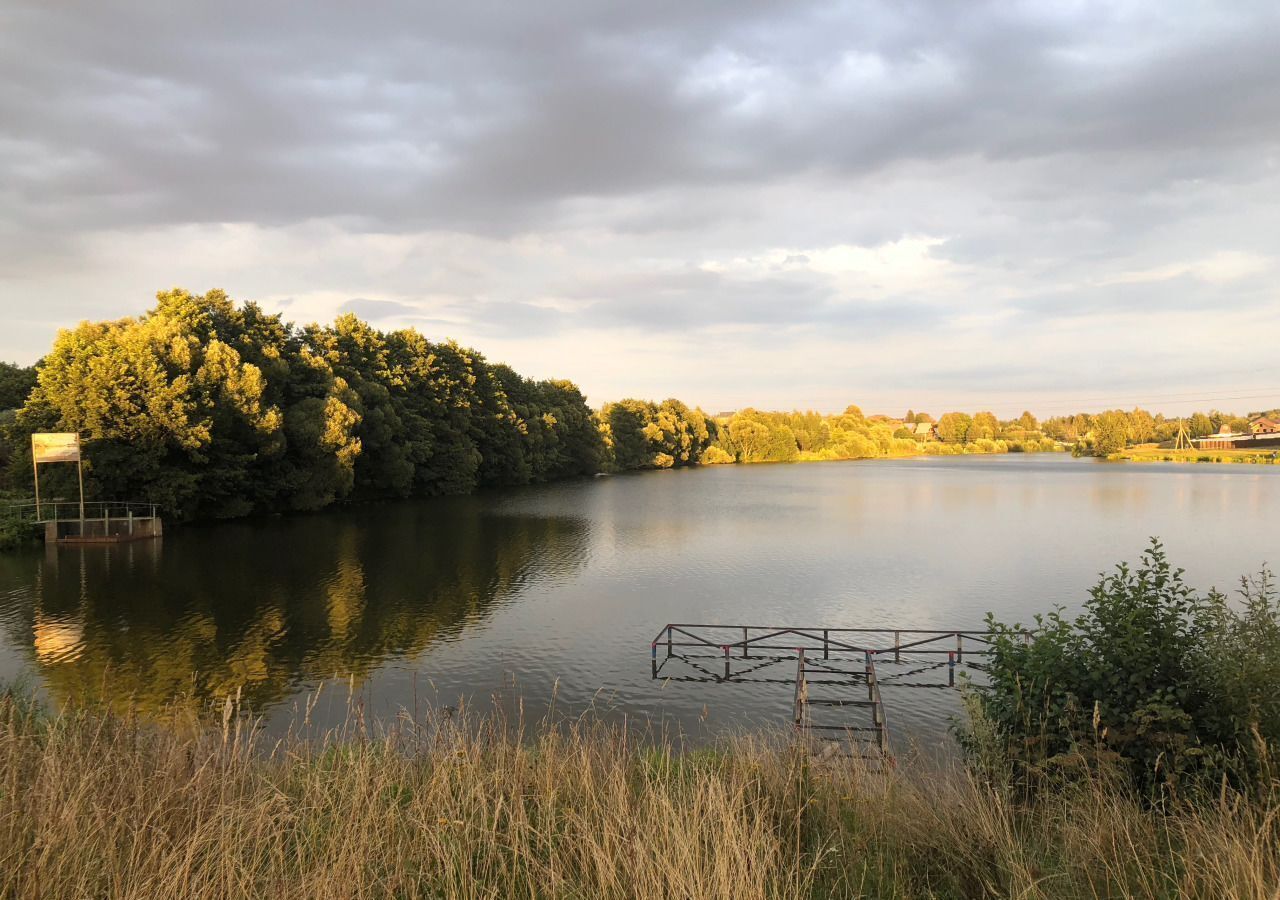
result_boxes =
[0,689,1277,899]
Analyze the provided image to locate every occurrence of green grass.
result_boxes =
[1114,446,1280,464]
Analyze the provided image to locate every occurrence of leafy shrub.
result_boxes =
[965,539,1280,795]
[699,445,735,465]
[0,508,34,551]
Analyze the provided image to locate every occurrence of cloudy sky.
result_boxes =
[2,1,1278,416]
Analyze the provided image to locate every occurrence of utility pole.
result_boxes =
[1174,418,1192,451]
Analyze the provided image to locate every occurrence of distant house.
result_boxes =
[913,422,937,439]
[1195,417,1280,450]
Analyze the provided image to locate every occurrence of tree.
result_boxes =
[1188,412,1214,438]
[936,412,973,444]
[1128,408,1157,445]
[1017,410,1038,432]
[1092,410,1129,455]
[970,411,999,441]
[14,288,602,518]
[717,409,798,463]
[0,362,37,411]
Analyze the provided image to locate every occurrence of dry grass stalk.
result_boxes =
[0,691,1276,899]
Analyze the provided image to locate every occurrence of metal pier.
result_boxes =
[650,624,1021,764]
[7,500,163,545]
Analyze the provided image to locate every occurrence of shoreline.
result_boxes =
[1107,446,1280,465]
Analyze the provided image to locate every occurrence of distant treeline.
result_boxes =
[1042,408,1280,456]
[706,407,1059,464]
[1,291,1271,523]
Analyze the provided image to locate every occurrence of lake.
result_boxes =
[1,454,1276,752]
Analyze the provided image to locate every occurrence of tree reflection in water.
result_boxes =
[4,497,591,718]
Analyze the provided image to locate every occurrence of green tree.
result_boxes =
[936,412,972,444]
[1188,412,1214,438]
[1091,410,1129,455]
[0,362,37,411]
[970,411,999,441]
[13,289,601,519]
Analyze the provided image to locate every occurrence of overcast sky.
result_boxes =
[2,1,1277,416]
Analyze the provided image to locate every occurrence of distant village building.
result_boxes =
[913,422,937,439]
[1195,417,1280,450]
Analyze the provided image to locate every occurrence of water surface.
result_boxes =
[1,455,1275,751]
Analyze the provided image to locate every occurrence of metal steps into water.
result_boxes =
[792,648,891,764]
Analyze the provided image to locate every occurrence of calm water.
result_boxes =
[1,455,1276,751]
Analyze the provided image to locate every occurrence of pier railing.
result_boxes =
[4,499,159,525]
[650,623,1031,763]
[651,624,1010,686]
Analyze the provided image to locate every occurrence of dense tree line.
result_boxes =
[1042,407,1279,455]
[715,407,918,462]
[4,290,602,519]
[710,406,1057,464]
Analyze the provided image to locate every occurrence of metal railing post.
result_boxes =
[722,645,731,681]
[948,651,956,687]
[894,630,900,664]
[792,649,807,728]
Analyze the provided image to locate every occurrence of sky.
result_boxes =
[1,1,1278,417]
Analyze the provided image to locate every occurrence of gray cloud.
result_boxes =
[1,1,1278,413]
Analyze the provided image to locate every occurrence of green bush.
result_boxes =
[965,540,1280,796]
[0,509,34,551]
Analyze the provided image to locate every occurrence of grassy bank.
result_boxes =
[1112,446,1280,464]
[1,693,1277,899]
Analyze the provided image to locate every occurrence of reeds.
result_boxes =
[0,690,1276,899]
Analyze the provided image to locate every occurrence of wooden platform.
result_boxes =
[46,516,163,544]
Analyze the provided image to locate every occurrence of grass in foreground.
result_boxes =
[1,693,1278,899]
